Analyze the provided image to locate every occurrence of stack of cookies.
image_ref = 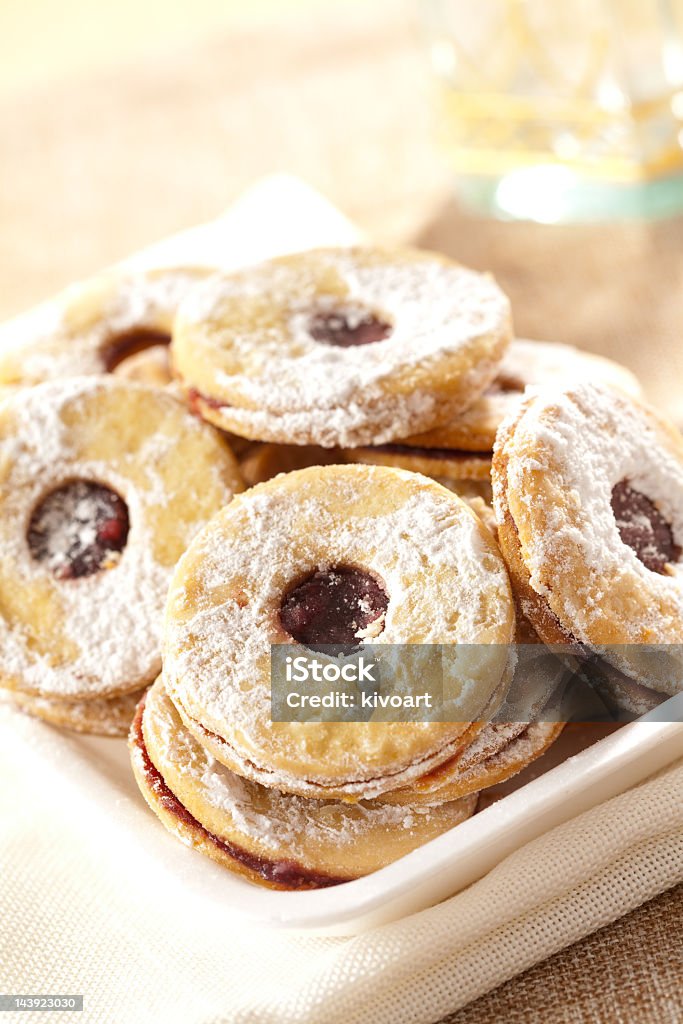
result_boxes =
[343,337,641,506]
[131,464,563,888]
[0,242,679,888]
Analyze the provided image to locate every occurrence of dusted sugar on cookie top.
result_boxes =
[0,265,211,387]
[172,246,512,448]
[163,463,516,801]
[389,338,642,454]
[343,340,641,486]
[0,377,243,700]
[492,380,683,702]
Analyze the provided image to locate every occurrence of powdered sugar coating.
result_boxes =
[164,464,515,798]
[140,679,477,879]
[494,381,683,693]
[27,480,129,578]
[399,338,643,453]
[172,246,512,447]
[0,266,210,385]
[0,377,242,699]
[379,719,563,806]
[443,720,563,793]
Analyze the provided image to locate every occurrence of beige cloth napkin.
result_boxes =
[1,698,682,1024]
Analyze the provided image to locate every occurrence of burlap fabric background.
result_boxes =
[1,2,682,1020]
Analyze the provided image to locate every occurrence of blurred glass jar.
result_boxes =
[422,0,683,220]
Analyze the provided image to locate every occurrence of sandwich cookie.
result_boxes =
[163,464,516,800]
[130,680,477,889]
[493,381,683,703]
[343,340,640,484]
[0,377,243,700]
[172,246,512,448]
[398,338,642,453]
[0,266,209,386]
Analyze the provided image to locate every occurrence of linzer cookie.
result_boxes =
[130,679,478,889]
[342,339,640,482]
[0,265,210,386]
[171,246,512,448]
[397,339,642,453]
[0,377,243,701]
[129,649,563,888]
[163,464,516,801]
[492,380,683,704]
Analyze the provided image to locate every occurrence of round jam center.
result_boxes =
[104,328,171,372]
[308,310,391,348]
[28,481,130,579]
[611,480,680,574]
[279,566,389,650]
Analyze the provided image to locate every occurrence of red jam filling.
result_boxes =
[308,310,391,348]
[611,480,680,574]
[131,698,345,890]
[280,566,389,650]
[186,388,227,413]
[28,481,130,580]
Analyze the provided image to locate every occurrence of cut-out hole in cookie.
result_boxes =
[103,328,171,373]
[28,481,130,580]
[279,566,389,652]
[308,309,391,348]
[611,480,680,574]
